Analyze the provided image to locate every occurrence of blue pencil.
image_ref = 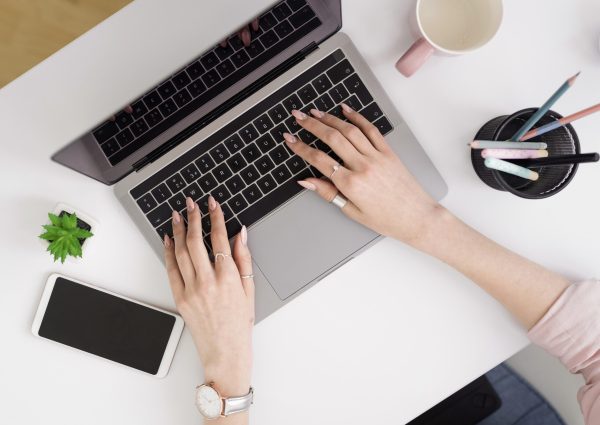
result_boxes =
[511,72,580,141]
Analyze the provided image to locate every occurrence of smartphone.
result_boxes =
[32,273,184,378]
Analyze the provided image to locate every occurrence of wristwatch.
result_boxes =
[195,382,254,420]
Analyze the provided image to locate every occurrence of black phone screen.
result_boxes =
[38,277,176,375]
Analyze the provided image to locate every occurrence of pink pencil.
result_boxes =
[481,149,549,159]
[520,102,600,141]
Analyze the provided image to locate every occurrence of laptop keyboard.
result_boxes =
[92,0,321,166]
[130,49,394,250]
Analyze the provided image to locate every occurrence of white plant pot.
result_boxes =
[39,203,99,264]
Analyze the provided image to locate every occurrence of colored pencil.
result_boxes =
[470,140,547,149]
[509,153,599,168]
[484,158,539,181]
[520,102,600,141]
[510,71,581,141]
[481,149,548,159]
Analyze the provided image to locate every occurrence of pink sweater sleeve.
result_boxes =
[528,280,600,425]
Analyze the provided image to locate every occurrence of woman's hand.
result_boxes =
[283,105,441,248]
[164,196,254,397]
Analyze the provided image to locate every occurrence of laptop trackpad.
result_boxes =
[248,192,378,300]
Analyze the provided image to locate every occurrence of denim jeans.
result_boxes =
[479,364,566,425]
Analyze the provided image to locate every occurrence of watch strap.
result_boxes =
[222,387,254,416]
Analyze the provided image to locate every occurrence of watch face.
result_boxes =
[196,385,223,419]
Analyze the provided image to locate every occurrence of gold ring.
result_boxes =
[214,252,232,262]
[240,274,254,279]
[329,164,340,179]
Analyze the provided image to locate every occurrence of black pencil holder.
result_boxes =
[471,108,580,199]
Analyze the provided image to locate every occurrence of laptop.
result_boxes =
[53,0,447,322]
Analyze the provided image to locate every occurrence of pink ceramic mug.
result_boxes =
[396,0,503,77]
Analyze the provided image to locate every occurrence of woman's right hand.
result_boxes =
[283,105,442,248]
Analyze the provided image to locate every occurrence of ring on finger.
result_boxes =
[240,274,254,279]
[331,193,348,209]
[329,163,340,179]
[214,252,232,262]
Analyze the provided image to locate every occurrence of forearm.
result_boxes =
[411,206,570,330]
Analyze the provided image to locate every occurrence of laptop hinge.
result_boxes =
[132,41,319,172]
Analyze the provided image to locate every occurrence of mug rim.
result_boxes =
[415,0,504,55]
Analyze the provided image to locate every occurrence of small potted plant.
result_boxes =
[39,203,97,263]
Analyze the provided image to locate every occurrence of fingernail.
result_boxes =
[186,197,195,212]
[298,180,316,191]
[241,225,248,246]
[172,210,181,224]
[310,109,324,118]
[292,109,308,120]
[283,132,297,144]
[208,195,217,212]
[164,234,171,248]
[341,103,353,113]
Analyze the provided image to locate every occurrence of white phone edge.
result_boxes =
[31,272,185,379]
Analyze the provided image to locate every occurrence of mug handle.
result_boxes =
[395,38,435,77]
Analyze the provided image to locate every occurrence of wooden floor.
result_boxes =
[0,0,130,88]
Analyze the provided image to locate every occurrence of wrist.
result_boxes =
[405,203,458,256]
[204,361,252,397]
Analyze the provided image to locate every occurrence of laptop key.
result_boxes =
[297,84,318,104]
[187,79,206,97]
[259,12,277,30]
[231,49,250,68]
[283,93,302,112]
[201,214,212,234]
[115,111,134,129]
[198,195,210,214]
[173,71,191,90]
[270,123,288,143]
[143,90,162,109]
[166,173,186,192]
[226,153,246,173]
[256,155,275,173]
[240,123,260,143]
[144,109,163,128]
[158,99,177,117]
[225,218,242,237]
[288,0,306,11]
[311,74,333,94]
[260,30,279,49]
[229,194,248,214]
[297,128,316,143]
[195,153,216,173]
[198,173,218,192]
[269,145,290,164]
[329,104,344,119]
[289,5,316,29]
[256,134,276,154]
[373,116,393,135]
[253,114,274,133]
[246,39,265,58]
[344,94,362,112]
[242,184,263,204]
[168,193,186,211]
[183,182,202,200]
[240,164,260,184]
[216,59,235,78]
[274,20,293,39]
[215,43,234,60]
[181,163,201,183]
[131,100,148,119]
[186,61,204,80]
[151,183,172,203]
[268,104,287,124]
[284,116,301,134]
[158,81,176,99]
[225,174,245,194]
[344,74,373,106]
[211,184,232,204]
[173,89,192,107]
[131,119,149,137]
[314,93,334,112]
[241,143,261,163]
[202,69,221,88]
[213,163,233,182]
[156,220,173,239]
[94,121,119,143]
[257,174,277,194]
[273,3,292,20]
[272,164,292,184]
[360,102,384,123]
[286,156,306,174]
[115,128,134,147]
[209,145,230,163]
[147,202,173,227]
[224,134,244,153]
[100,138,119,156]
[328,83,350,104]
[200,52,219,70]
[326,59,354,85]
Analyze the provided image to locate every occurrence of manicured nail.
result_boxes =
[208,195,217,212]
[341,103,353,113]
[298,180,316,191]
[310,109,324,118]
[241,225,248,246]
[186,197,195,212]
[283,132,297,144]
[241,28,251,46]
[163,234,171,248]
[292,109,308,120]
[172,210,181,224]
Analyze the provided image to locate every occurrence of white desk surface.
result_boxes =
[1,0,599,423]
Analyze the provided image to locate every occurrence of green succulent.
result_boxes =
[39,212,93,263]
